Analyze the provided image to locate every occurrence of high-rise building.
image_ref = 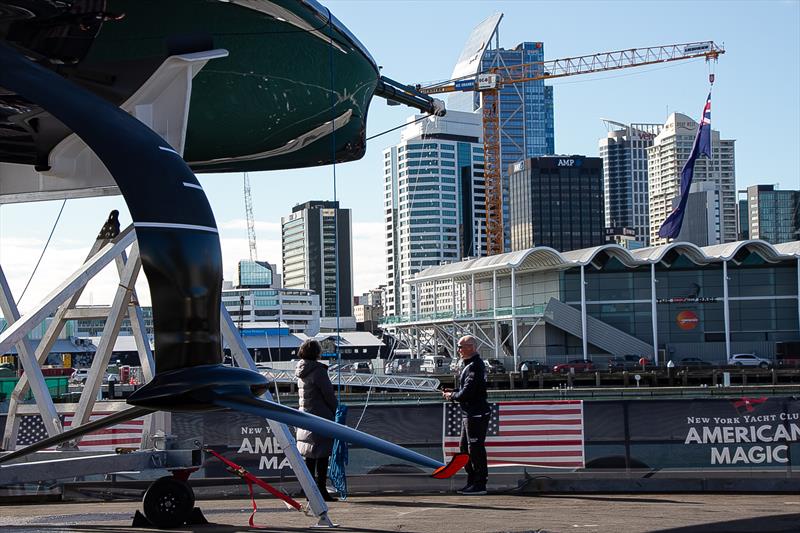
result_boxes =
[604,227,643,250]
[509,155,605,252]
[737,198,750,240]
[236,260,278,288]
[648,112,736,246]
[383,111,486,317]
[449,14,554,251]
[598,120,663,246]
[221,281,321,335]
[745,184,800,244]
[281,201,353,318]
[672,181,722,247]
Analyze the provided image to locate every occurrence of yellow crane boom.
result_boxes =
[421,41,724,256]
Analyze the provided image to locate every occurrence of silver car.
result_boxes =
[728,353,772,368]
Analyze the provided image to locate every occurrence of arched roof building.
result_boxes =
[383,240,800,370]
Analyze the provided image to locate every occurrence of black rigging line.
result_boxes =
[366,114,431,142]
[18,199,67,305]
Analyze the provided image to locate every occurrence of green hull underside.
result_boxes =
[0,0,379,173]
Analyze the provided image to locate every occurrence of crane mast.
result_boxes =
[243,172,258,261]
[422,41,724,256]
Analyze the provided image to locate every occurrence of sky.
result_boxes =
[0,0,798,314]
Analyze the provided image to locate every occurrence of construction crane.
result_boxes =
[421,41,724,256]
[243,172,258,261]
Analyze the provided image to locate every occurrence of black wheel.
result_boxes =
[735,362,743,367]
[759,362,769,369]
[142,476,195,529]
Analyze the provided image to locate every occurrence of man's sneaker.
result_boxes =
[460,485,487,495]
[456,483,473,494]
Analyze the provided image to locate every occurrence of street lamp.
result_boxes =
[238,295,245,335]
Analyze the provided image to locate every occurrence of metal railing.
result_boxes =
[260,369,440,392]
[380,303,547,325]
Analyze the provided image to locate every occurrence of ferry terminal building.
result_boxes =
[381,240,800,368]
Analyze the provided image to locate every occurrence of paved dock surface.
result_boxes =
[1,493,799,532]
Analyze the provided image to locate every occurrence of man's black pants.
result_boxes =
[459,414,489,488]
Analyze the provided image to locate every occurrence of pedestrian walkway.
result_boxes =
[1,493,799,532]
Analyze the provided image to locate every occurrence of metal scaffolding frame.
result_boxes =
[0,218,335,527]
[384,311,543,370]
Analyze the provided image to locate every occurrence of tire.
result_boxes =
[142,476,195,529]
[759,362,769,369]
[734,362,743,367]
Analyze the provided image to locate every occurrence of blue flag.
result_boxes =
[658,93,713,239]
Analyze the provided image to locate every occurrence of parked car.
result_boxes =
[70,368,89,384]
[385,355,411,375]
[728,353,772,368]
[553,359,595,373]
[420,355,449,374]
[397,358,423,374]
[675,357,713,369]
[340,361,373,374]
[518,360,549,374]
[103,373,119,384]
[486,359,506,374]
[608,355,641,371]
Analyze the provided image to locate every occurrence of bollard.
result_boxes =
[712,371,718,386]
[741,371,747,386]
[522,371,530,389]
[595,371,601,387]
[509,372,515,390]
[538,373,544,389]
[682,370,688,386]
[772,368,777,385]
[667,367,674,386]
[567,372,573,388]
[623,371,629,387]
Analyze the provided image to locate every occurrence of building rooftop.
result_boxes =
[410,239,800,283]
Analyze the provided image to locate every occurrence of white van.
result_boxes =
[420,355,449,374]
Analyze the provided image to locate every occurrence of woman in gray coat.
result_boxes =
[295,339,338,501]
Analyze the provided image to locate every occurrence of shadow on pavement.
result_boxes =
[654,513,800,533]
[533,494,705,505]
[0,525,402,533]
[347,497,512,512]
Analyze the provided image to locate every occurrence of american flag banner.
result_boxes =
[443,400,585,468]
[16,412,145,450]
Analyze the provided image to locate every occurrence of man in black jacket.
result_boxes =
[443,335,490,495]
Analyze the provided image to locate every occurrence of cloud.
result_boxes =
[217,219,282,233]
[0,238,152,314]
[351,221,386,295]
[1,218,387,317]
[217,218,387,296]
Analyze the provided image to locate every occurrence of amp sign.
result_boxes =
[557,158,582,167]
